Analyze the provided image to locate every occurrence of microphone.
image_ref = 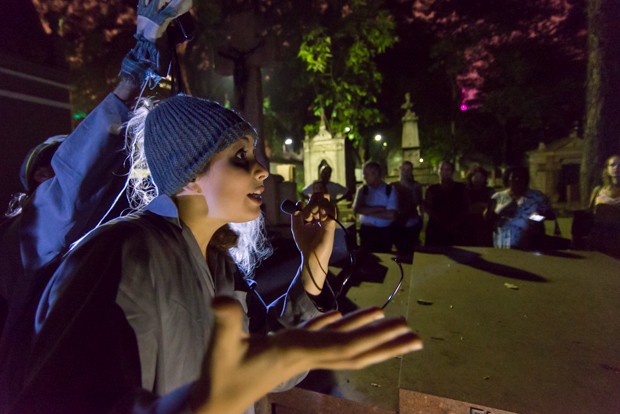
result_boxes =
[280,199,301,215]
[280,199,337,221]
[279,198,356,310]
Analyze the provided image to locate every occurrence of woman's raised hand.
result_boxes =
[290,192,337,295]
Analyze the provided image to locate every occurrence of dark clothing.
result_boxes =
[359,224,394,253]
[393,181,423,256]
[16,196,319,414]
[0,93,131,411]
[461,186,494,246]
[424,182,469,246]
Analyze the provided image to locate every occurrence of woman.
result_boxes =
[590,154,620,209]
[587,154,620,257]
[488,166,555,249]
[20,95,420,414]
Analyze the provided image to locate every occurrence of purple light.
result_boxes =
[460,104,468,111]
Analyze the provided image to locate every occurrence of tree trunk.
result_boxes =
[581,0,620,205]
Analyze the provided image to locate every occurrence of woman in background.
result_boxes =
[587,154,620,257]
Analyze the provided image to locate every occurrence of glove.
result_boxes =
[137,0,193,43]
[120,0,192,86]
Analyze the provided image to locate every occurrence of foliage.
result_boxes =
[31,0,137,116]
[382,0,587,167]
[297,1,397,160]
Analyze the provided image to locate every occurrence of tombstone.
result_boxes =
[526,130,584,205]
[401,92,421,167]
[302,113,348,190]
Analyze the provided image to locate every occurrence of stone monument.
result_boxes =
[401,93,421,167]
[303,111,348,190]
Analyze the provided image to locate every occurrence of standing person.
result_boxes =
[302,164,350,203]
[0,0,192,409]
[461,165,494,246]
[353,161,399,253]
[392,161,423,261]
[488,166,555,249]
[424,160,469,246]
[17,95,422,414]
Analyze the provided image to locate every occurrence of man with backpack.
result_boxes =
[353,161,399,253]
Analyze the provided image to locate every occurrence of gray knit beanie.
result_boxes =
[145,95,258,196]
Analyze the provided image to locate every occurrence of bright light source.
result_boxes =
[344,126,351,133]
[374,134,382,142]
[419,158,424,163]
[382,142,387,148]
[284,138,293,145]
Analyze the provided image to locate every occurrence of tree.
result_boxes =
[581,0,620,204]
[30,0,138,117]
[297,0,397,163]
[380,0,586,167]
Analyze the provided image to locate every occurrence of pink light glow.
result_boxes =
[460,104,468,111]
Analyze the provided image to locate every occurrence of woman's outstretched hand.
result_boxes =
[191,297,422,414]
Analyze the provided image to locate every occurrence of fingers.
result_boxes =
[321,307,385,332]
[298,310,343,331]
[316,317,421,366]
[317,331,423,371]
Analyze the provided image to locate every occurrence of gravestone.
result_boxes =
[302,113,348,190]
[401,92,421,167]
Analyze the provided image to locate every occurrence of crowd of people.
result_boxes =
[346,160,557,255]
[315,157,618,258]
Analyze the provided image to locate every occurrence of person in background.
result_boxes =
[586,154,620,257]
[19,95,422,414]
[424,160,469,246]
[461,165,494,246]
[353,161,399,253]
[589,154,620,208]
[487,166,555,249]
[392,161,423,261]
[302,164,350,204]
[0,0,192,409]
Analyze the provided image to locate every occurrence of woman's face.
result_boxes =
[606,156,620,180]
[193,136,268,223]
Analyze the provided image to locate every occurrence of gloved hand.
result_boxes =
[120,0,192,86]
[136,0,193,43]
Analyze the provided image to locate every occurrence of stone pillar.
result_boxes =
[401,93,421,167]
